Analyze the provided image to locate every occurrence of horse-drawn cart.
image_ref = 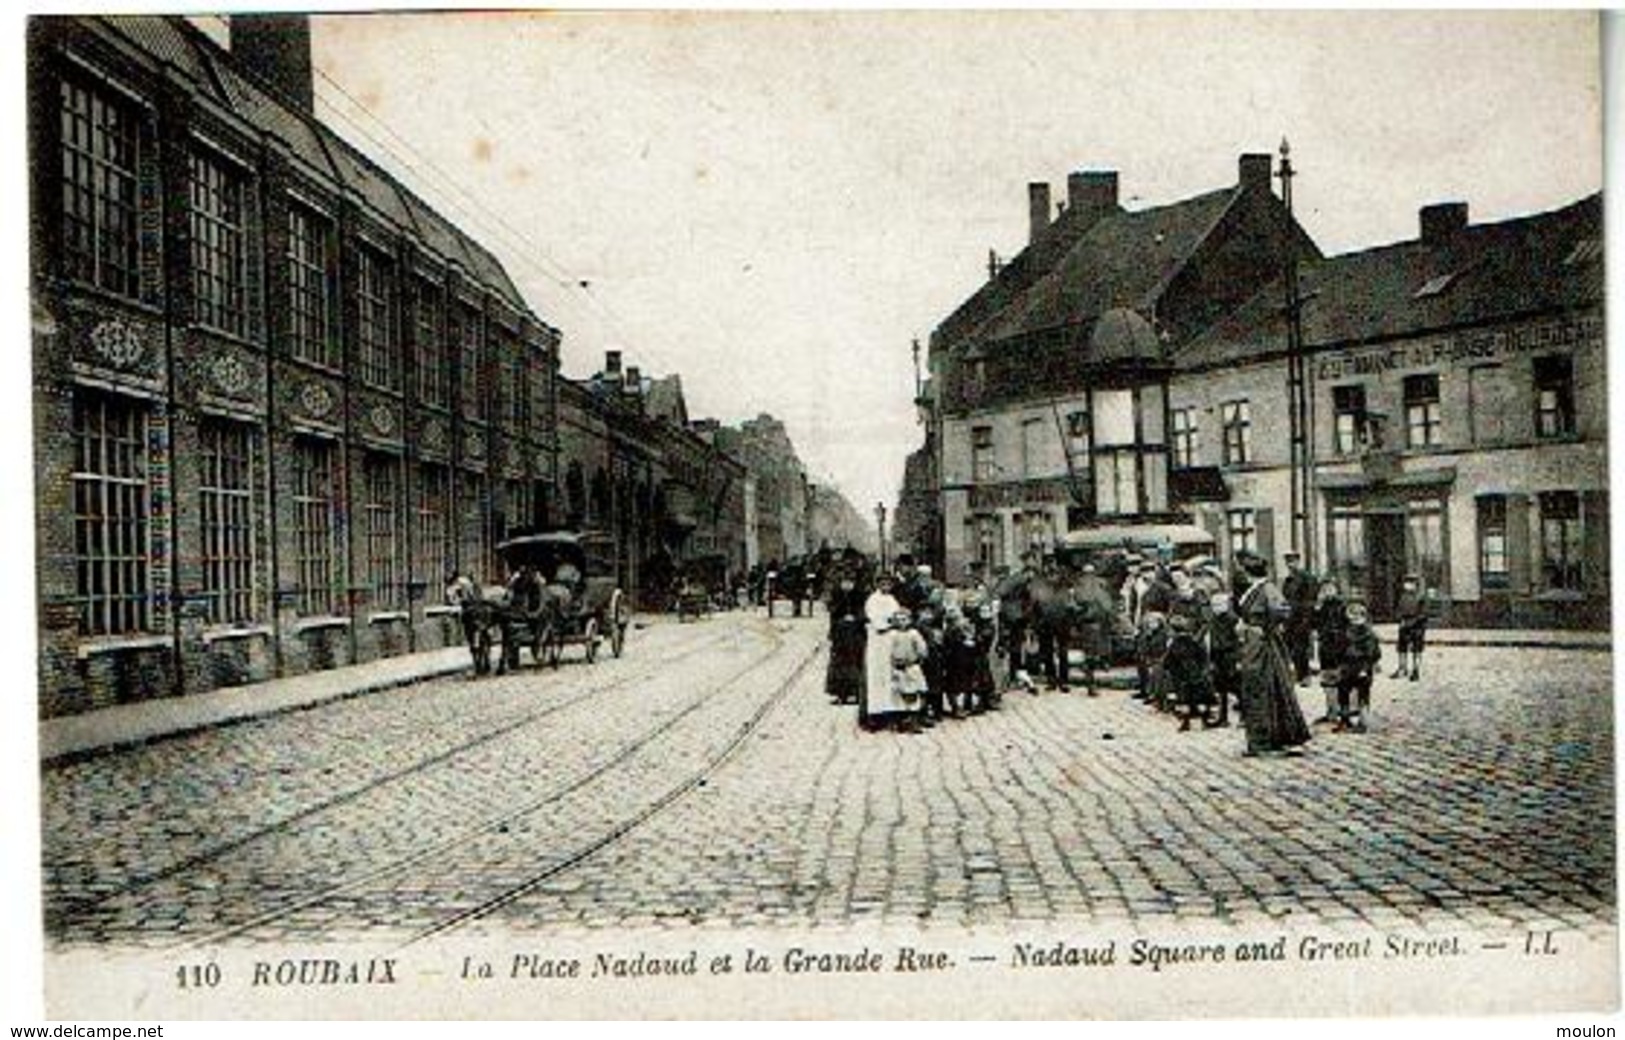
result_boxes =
[453,531,630,675]
[499,531,630,666]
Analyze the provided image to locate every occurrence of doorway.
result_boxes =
[1365,510,1405,621]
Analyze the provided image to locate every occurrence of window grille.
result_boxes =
[199,418,255,623]
[60,77,140,297]
[190,149,248,337]
[73,391,150,635]
[287,203,335,367]
[291,438,336,615]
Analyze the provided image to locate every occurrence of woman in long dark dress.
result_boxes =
[1235,556,1312,756]
[825,565,869,705]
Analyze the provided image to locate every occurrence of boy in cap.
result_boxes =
[1392,574,1428,681]
[1338,600,1382,731]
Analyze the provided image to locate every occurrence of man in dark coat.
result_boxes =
[1071,563,1115,697]
[1280,551,1320,685]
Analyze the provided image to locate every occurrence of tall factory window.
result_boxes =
[461,472,491,580]
[415,463,451,599]
[73,390,150,635]
[1170,407,1197,468]
[291,437,336,616]
[1404,374,1441,448]
[363,454,401,607]
[1477,495,1509,590]
[190,148,249,337]
[504,478,533,539]
[459,305,487,420]
[971,426,996,481]
[498,335,527,427]
[199,418,256,624]
[1332,385,1366,455]
[60,76,141,298]
[356,245,397,390]
[286,202,336,367]
[1534,355,1576,439]
[413,277,447,407]
[1220,400,1251,465]
[1539,491,1583,592]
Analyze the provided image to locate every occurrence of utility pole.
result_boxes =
[911,337,922,402]
[1278,137,1314,571]
[875,502,888,573]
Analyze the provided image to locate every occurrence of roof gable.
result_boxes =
[1178,193,1603,369]
[979,187,1240,345]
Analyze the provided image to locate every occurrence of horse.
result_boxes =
[447,574,506,676]
[994,565,1114,693]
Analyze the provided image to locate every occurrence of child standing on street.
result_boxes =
[1338,601,1382,732]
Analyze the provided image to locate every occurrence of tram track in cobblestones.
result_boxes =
[46,624,742,937]
[176,622,819,950]
[398,631,823,947]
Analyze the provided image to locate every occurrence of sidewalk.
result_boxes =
[1370,624,1612,651]
[39,645,473,765]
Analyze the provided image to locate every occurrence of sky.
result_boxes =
[222,10,1599,525]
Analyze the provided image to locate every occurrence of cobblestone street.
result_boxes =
[41,611,1614,950]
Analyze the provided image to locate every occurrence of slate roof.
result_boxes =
[95,15,531,315]
[1178,193,1603,369]
[979,187,1240,345]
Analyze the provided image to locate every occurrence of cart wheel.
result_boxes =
[610,591,628,658]
[583,616,600,663]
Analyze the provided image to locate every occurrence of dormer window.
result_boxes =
[1413,272,1457,299]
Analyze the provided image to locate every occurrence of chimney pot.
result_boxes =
[1420,202,1469,244]
[1027,182,1051,244]
[604,350,623,376]
[1238,153,1273,191]
[625,365,641,392]
[230,15,315,114]
[1067,170,1119,213]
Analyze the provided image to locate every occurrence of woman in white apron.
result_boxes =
[861,580,914,731]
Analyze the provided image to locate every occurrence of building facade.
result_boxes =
[920,147,1606,628]
[556,353,752,610]
[30,15,561,717]
[714,413,813,567]
[1177,196,1606,626]
[931,155,1317,582]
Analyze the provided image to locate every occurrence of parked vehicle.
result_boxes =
[486,531,630,669]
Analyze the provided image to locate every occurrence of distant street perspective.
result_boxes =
[25,15,1613,1025]
[43,608,1612,949]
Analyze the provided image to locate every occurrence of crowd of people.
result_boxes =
[817,545,1433,757]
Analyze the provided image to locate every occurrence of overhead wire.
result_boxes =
[309,62,681,377]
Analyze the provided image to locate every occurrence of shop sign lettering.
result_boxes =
[1315,316,1601,381]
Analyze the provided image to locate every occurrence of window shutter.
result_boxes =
[1506,493,1532,595]
[1583,489,1610,595]
[1255,507,1276,576]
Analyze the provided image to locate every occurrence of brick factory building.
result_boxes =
[30,14,561,716]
